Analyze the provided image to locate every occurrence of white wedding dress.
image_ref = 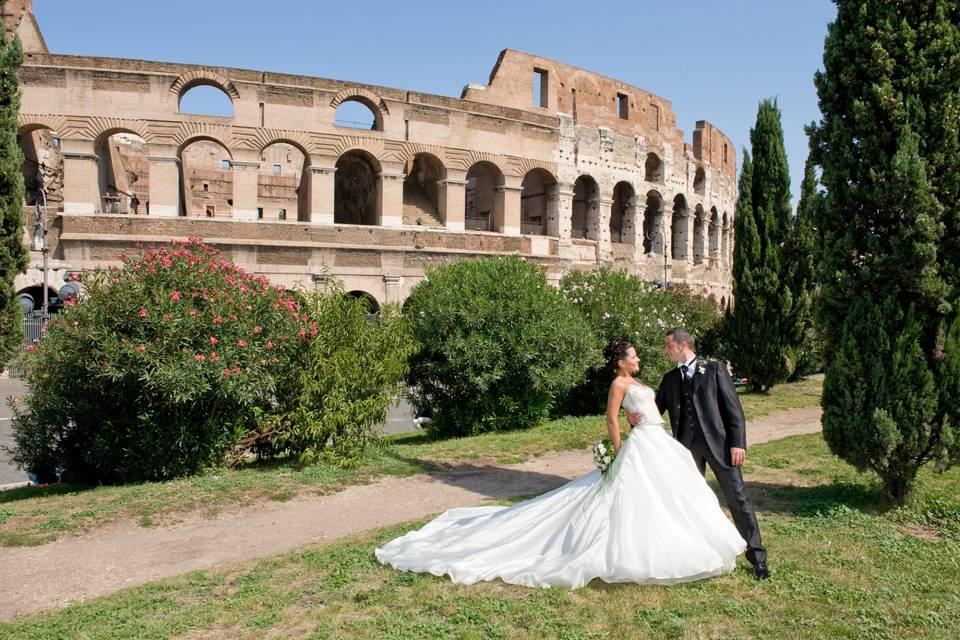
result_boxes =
[375,384,746,588]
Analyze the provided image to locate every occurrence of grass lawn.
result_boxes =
[0,378,823,547]
[2,432,958,639]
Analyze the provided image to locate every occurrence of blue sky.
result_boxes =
[34,1,836,207]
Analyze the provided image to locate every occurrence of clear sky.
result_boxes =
[33,0,836,208]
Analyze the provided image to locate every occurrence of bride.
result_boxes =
[375,339,746,588]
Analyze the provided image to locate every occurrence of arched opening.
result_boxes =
[693,204,706,264]
[178,84,234,118]
[672,194,688,260]
[335,99,381,131]
[709,206,721,261]
[179,138,233,217]
[571,175,599,239]
[335,150,380,225]
[17,285,62,315]
[693,167,706,196]
[610,181,635,244]
[19,125,64,213]
[720,211,730,264]
[644,152,663,183]
[465,161,503,232]
[521,168,556,236]
[96,132,148,214]
[403,153,445,227]
[258,142,308,221]
[347,290,381,319]
[642,190,664,254]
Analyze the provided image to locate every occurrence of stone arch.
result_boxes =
[346,290,381,316]
[335,149,381,225]
[723,210,732,265]
[255,135,313,167]
[644,152,664,183]
[694,166,706,195]
[521,167,557,236]
[179,84,235,117]
[94,128,150,214]
[258,141,309,222]
[610,181,636,244]
[672,194,688,260]
[331,89,387,131]
[169,70,241,101]
[571,174,599,239]
[709,206,721,260]
[642,190,665,254]
[178,137,234,217]
[693,204,707,264]
[465,160,504,231]
[403,152,446,227]
[17,123,63,208]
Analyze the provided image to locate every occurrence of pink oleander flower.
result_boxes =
[223,368,231,376]
[213,316,223,325]
[209,352,219,362]
[210,336,219,345]
[252,326,262,334]
[138,308,148,318]
[195,354,205,362]
[137,344,146,352]
[237,340,247,347]
[265,341,273,350]
[170,291,181,301]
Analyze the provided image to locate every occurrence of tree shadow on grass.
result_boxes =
[732,479,890,517]
[377,449,574,501]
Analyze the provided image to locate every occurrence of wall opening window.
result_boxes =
[257,207,263,219]
[335,99,380,130]
[205,205,215,217]
[278,208,287,220]
[617,93,629,119]
[533,68,549,108]
[272,163,281,176]
[178,84,234,118]
[221,159,231,170]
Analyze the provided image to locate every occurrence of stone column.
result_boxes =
[383,274,404,304]
[550,181,574,241]
[595,196,614,262]
[61,139,99,214]
[494,176,523,236]
[309,165,336,224]
[147,145,180,217]
[621,195,642,260]
[544,182,560,238]
[438,169,467,232]
[231,159,260,221]
[378,170,405,227]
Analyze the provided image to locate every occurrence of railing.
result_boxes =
[7,313,50,378]
[97,195,143,215]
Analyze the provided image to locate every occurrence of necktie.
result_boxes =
[681,364,689,379]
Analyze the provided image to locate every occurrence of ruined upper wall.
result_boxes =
[462,49,736,181]
[1,0,47,53]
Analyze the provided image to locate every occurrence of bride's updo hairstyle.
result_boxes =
[604,339,633,371]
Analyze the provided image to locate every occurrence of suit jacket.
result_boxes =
[655,360,746,466]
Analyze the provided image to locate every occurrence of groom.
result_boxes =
[628,327,769,580]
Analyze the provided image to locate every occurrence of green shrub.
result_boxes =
[405,256,597,437]
[9,238,310,483]
[557,269,722,416]
[258,285,418,465]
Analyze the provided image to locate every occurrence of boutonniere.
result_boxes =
[696,361,709,376]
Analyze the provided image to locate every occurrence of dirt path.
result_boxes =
[0,406,822,620]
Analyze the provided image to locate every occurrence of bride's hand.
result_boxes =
[627,411,644,426]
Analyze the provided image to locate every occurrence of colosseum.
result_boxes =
[5,1,736,315]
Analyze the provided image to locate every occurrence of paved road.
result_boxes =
[0,378,419,487]
[0,378,30,485]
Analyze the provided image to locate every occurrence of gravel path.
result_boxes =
[0,405,822,620]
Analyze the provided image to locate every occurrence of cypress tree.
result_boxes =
[783,154,821,379]
[810,0,960,504]
[727,100,794,390]
[0,28,27,367]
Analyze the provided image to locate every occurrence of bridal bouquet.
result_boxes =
[592,438,616,473]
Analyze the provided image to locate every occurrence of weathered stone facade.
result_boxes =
[7,2,736,310]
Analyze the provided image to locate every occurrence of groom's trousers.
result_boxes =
[687,433,767,566]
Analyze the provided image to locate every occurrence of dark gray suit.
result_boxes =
[655,360,767,566]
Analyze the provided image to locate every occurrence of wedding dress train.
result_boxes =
[375,385,746,588]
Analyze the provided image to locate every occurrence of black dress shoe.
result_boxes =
[753,562,770,580]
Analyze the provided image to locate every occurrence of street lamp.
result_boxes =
[645,217,669,286]
[30,163,49,321]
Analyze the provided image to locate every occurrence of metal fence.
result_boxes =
[7,314,50,379]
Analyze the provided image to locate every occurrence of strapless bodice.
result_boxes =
[622,384,665,427]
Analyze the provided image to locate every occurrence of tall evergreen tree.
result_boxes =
[0,28,27,367]
[726,100,795,390]
[783,154,821,379]
[809,0,960,504]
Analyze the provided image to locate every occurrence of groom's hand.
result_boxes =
[627,411,643,426]
[730,447,745,466]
